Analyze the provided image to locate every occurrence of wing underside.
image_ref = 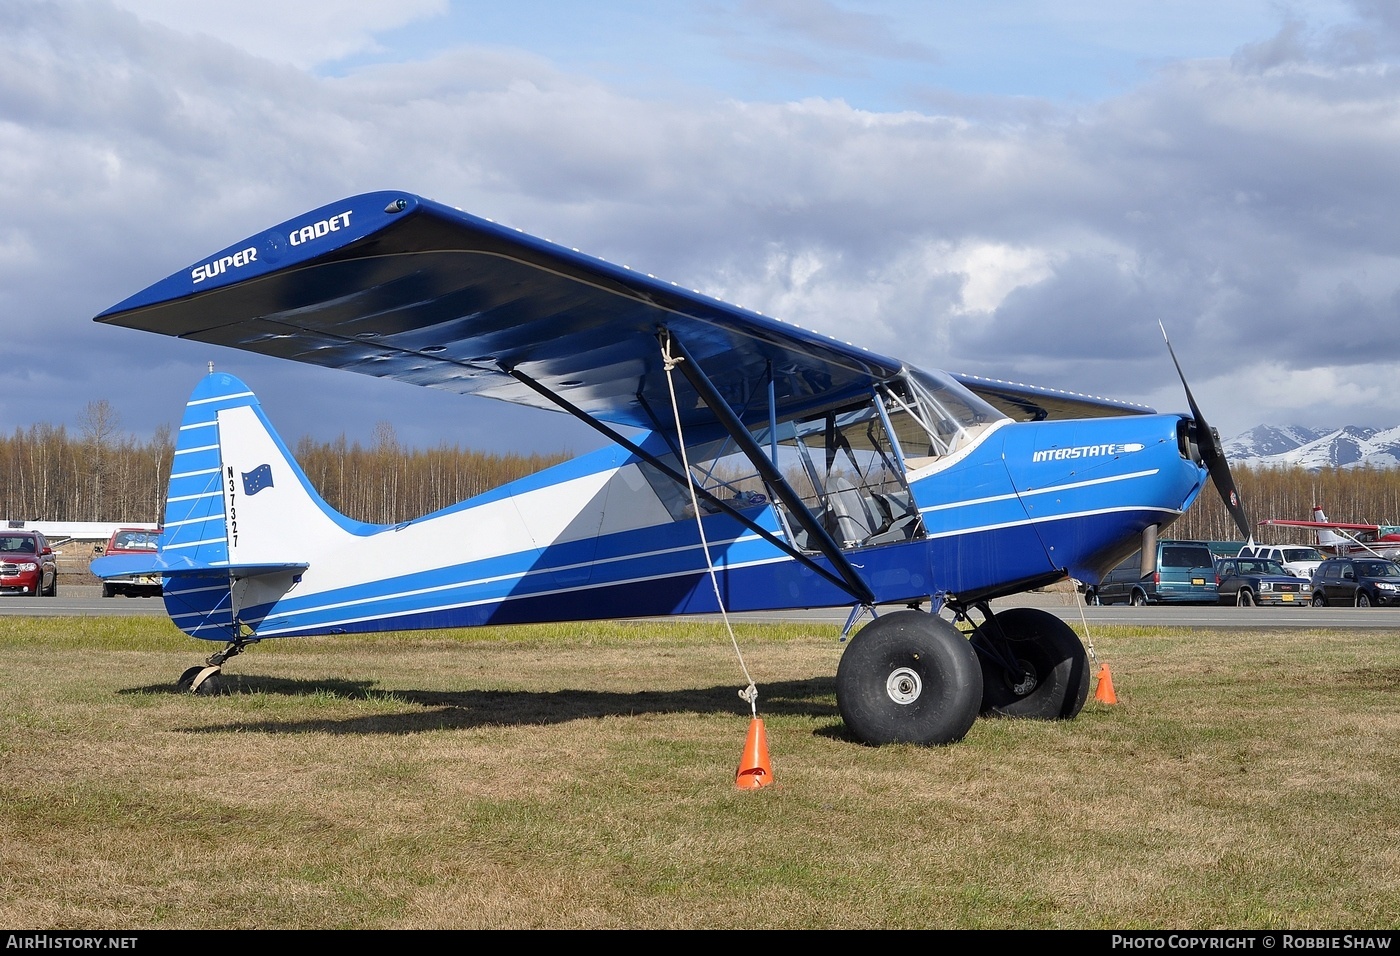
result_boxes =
[96,192,908,432]
[95,190,1152,428]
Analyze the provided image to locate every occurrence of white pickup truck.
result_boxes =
[1236,543,1326,581]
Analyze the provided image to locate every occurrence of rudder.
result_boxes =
[159,372,331,640]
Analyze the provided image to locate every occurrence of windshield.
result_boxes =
[1283,548,1323,562]
[113,531,159,550]
[0,536,37,554]
[1357,561,1400,577]
[1232,559,1283,575]
[878,367,1006,465]
[1236,559,1284,575]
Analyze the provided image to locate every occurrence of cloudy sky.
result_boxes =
[4,0,1397,456]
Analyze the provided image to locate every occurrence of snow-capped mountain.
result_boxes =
[1221,424,1400,470]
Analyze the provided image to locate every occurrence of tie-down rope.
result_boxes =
[660,334,759,716]
[1071,577,1101,667]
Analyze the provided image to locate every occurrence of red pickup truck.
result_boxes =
[94,527,162,597]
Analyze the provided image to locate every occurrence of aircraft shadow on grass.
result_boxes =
[122,675,843,737]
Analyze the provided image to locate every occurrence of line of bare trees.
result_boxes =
[1168,463,1400,543]
[2,400,1394,541]
[0,401,568,525]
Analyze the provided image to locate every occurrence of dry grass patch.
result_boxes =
[0,616,1396,929]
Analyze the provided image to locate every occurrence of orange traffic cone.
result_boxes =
[1095,663,1118,705]
[735,717,775,790]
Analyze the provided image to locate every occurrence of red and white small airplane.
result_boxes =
[1260,506,1400,561]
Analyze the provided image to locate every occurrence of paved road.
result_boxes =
[678,596,1400,631]
[0,586,169,618]
[6,585,1400,631]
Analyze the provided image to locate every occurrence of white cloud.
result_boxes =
[946,243,1056,315]
[4,1,1400,450]
[111,0,448,68]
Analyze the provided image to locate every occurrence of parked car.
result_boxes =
[0,530,58,596]
[1214,557,1312,607]
[1236,544,1327,581]
[1084,539,1219,606]
[1309,557,1400,607]
[92,527,162,597]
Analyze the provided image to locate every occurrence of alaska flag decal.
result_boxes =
[242,464,274,496]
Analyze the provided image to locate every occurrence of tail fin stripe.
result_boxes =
[188,389,255,408]
[163,537,232,553]
[164,492,222,507]
[162,514,221,530]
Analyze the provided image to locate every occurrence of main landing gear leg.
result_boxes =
[177,636,254,696]
[839,604,878,641]
[968,603,1090,720]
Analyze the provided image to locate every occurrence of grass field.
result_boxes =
[1,614,1397,930]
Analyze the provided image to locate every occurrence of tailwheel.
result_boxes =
[175,636,252,697]
[971,606,1090,720]
[177,664,227,696]
[836,609,983,746]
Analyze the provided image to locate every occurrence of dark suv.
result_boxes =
[1310,557,1400,607]
[0,530,58,596]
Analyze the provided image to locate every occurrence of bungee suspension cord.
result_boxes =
[660,332,759,716]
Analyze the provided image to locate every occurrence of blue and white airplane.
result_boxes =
[91,191,1250,746]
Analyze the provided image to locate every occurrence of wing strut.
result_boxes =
[660,330,877,607]
[499,364,862,598]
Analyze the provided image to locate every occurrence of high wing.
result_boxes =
[1261,519,1385,532]
[95,191,1151,428]
[950,372,1153,423]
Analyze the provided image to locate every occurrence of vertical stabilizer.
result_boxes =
[1311,504,1349,553]
[160,372,321,639]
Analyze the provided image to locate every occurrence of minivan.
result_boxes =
[1084,538,1219,606]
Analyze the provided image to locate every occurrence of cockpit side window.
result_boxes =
[630,367,1005,552]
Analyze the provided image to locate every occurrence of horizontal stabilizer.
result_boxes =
[91,552,308,580]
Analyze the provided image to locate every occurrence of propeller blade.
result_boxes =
[1159,322,1254,544]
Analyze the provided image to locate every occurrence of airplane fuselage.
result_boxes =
[150,373,1205,641]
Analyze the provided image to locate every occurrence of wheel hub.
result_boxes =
[885,666,923,705]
